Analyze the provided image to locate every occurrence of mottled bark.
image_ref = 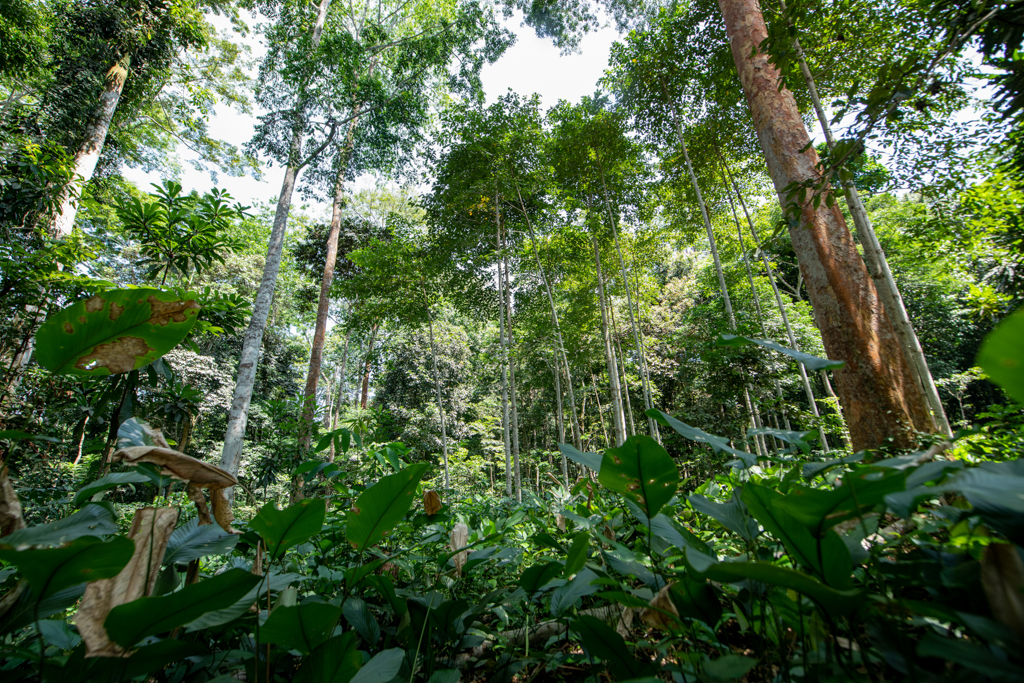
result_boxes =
[716,0,932,449]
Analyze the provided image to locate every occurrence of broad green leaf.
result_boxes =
[671,578,722,627]
[350,647,405,683]
[162,517,239,565]
[262,603,343,654]
[976,307,1024,404]
[748,427,818,454]
[426,670,460,683]
[951,468,1024,545]
[105,568,262,647]
[0,583,86,635]
[776,468,908,535]
[250,498,327,561]
[649,409,757,467]
[741,484,823,572]
[0,503,117,548]
[36,619,81,650]
[572,614,657,680]
[346,463,429,552]
[343,597,381,647]
[550,567,600,616]
[688,492,759,544]
[702,654,758,680]
[35,288,201,376]
[564,531,589,577]
[73,471,152,504]
[0,536,133,600]
[716,334,845,371]
[185,571,302,630]
[802,452,865,479]
[917,631,1024,678]
[701,561,862,616]
[598,435,678,518]
[294,632,362,683]
[559,443,602,472]
[76,640,206,681]
[519,561,562,596]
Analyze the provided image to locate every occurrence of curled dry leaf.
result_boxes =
[641,583,680,631]
[75,506,179,657]
[424,490,442,516]
[0,465,26,539]
[113,423,239,533]
[556,514,566,533]
[981,542,1024,644]
[450,522,469,576]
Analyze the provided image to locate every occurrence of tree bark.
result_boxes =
[502,253,522,503]
[53,56,131,237]
[360,322,378,409]
[219,0,334,497]
[592,234,627,447]
[715,0,932,450]
[427,309,450,489]
[496,213,512,497]
[782,8,952,438]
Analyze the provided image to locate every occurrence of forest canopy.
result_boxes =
[1,0,1023,681]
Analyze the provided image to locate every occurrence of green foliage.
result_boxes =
[346,463,429,552]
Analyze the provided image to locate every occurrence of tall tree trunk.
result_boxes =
[675,131,761,456]
[360,322,378,410]
[328,327,350,462]
[496,214,512,497]
[301,115,361,442]
[427,309,450,489]
[219,0,333,497]
[610,306,636,436]
[53,56,131,237]
[592,234,627,447]
[781,7,952,438]
[503,253,522,503]
[513,181,582,449]
[591,373,611,449]
[595,156,658,439]
[551,358,568,486]
[716,0,931,450]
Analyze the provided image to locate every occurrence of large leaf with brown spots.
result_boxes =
[346,463,429,552]
[598,435,678,519]
[35,289,200,376]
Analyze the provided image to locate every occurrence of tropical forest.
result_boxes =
[0,0,1022,680]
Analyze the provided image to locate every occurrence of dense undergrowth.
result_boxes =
[1,293,1023,683]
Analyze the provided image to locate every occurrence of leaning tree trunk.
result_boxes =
[301,115,361,443]
[716,0,932,450]
[592,234,627,447]
[675,129,763,456]
[219,0,334,497]
[781,9,952,438]
[53,56,131,237]
[427,308,450,489]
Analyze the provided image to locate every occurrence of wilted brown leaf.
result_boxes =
[450,523,469,576]
[76,507,179,657]
[981,542,1024,644]
[424,490,442,516]
[641,583,680,631]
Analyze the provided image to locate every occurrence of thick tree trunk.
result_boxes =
[716,0,932,450]
[427,310,450,488]
[783,13,952,438]
[220,0,333,498]
[53,56,131,237]
[592,235,627,447]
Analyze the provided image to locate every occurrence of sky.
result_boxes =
[122,14,622,210]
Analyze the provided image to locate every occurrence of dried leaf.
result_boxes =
[0,466,26,539]
[556,514,566,533]
[210,487,237,534]
[641,583,680,631]
[75,507,179,657]
[185,482,212,526]
[423,490,442,516]
[113,447,237,487]
[450,523,469,576]
[981,542,1024,644]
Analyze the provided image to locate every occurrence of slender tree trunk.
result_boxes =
[610,306,636,436]
[53,56,131,237]
[675,131,761,455]
[592,234,627,446]
[591,373,611,448]
[427,309,450,489]
[219,0,334,498]
[551,358,569,486]
[71,415,89,465]
[328,328,350,462]
[781,7,952,437]
[360,322,378,410]
[301,114,361,442]
[513,181,582,449]
[595,156,658,438]
[716,0,932,450]
[496,210,512,497]
[503,253,522,503]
